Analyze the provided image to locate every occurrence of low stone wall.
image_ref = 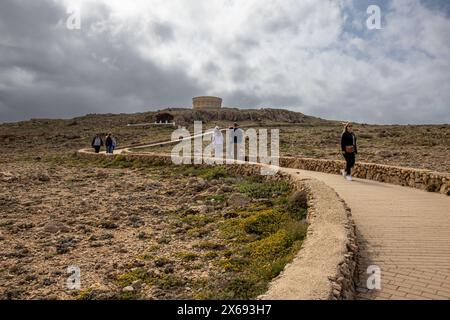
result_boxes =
[80,147,450,195]
[258,171,358,300]
[77,150,360,300]
[77,151,174,166]
[280,157,450,196]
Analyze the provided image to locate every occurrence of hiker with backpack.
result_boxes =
[91,134,104,153]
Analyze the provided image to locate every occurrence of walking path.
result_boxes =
[282,168,450,300]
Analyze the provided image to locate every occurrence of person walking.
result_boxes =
[341,122,357,181]
[212,126,223,161]
[111,135,118,154]
[91,134,104,153]
[232,122,243,161]
[226,126,234,160]
[105,133,113,154]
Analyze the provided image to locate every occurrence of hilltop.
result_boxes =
[0,108,449,172]
[129,107,327,126]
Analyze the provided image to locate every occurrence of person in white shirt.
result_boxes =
[212,126,223,161]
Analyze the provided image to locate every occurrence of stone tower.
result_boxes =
[192,96,222,110]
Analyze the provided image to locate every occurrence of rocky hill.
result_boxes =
[1,108,449,173]
[141,108,325,125]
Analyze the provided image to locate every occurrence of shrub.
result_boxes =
[201,167,228,180]
[236,181,290,199]
[243,210,283,236]
[176,252,200,262]
[287,190,308,209]
[179,166,228,180]
[115,268,151,287]
[249,229,293,260]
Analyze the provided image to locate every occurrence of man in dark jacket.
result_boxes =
[341,123,357,181]
[232,122,243,160]
[105,133,113,154]
[91,134,104,153]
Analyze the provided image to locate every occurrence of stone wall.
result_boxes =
[192,96,222,110]
[78,150,450,196]
[280,156,450,196]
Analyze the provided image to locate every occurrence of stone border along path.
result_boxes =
[256,169,358,300]
[79,136,450,300]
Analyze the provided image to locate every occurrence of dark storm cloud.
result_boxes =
[420,0,450,17]
[203,62,221,76]
[231,65,255,82]
[224,90,302,109]
[0,0,63,42]
[152,21,175,42]
[0,0,204,122]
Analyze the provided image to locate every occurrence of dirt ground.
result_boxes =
[0,162,201,299]
[0,160,306,300]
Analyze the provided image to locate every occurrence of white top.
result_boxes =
[212,129,223,145]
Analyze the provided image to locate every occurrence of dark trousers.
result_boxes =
[344,152,355,175]
[94,146,101,153]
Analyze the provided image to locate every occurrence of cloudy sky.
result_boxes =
[0,0,449,124]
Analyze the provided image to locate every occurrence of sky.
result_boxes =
[0,0,449,124]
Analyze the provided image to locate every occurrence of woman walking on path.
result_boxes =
[91,134,104,153]
[341,122,357,181]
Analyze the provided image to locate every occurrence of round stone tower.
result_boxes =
[192,96,222,110]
